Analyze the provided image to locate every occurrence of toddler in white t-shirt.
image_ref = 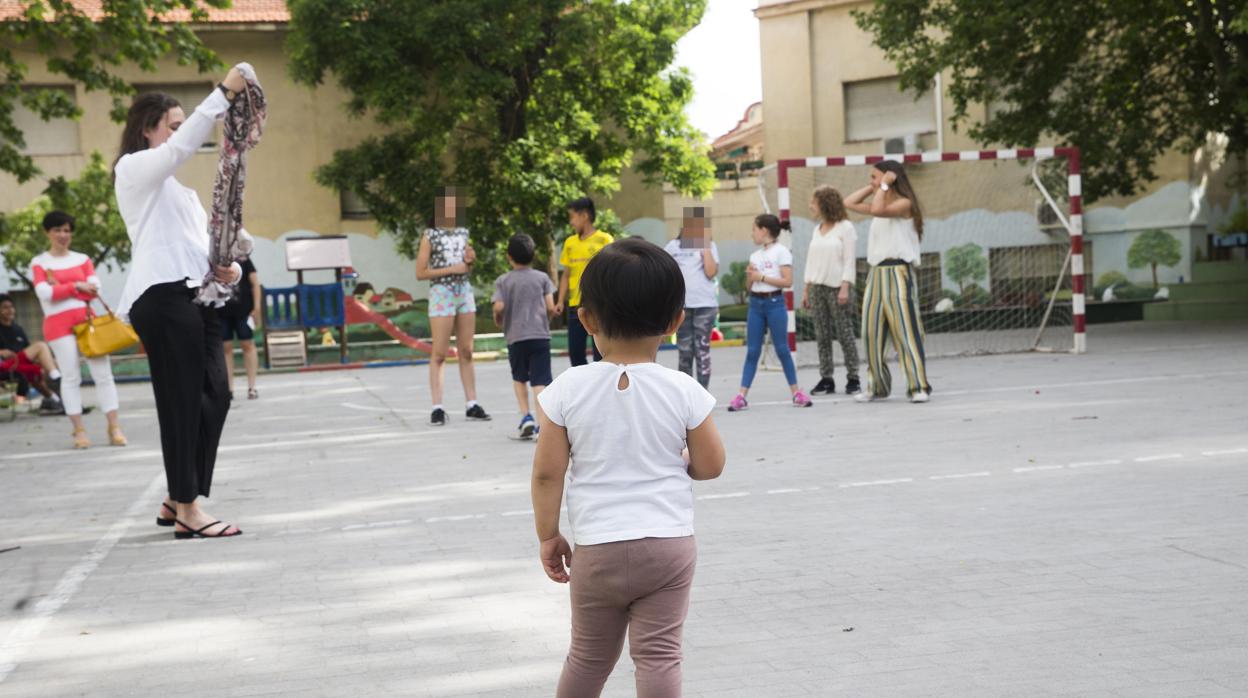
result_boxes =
[531,237,727,697]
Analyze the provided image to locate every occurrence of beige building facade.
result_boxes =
[0,6,431,313]
[753,0,1245,293]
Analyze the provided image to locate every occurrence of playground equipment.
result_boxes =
[262,236,351,368]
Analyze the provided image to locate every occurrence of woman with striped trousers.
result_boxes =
[844,161,932,403]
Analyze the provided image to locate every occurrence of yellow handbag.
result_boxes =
[41,265,139,358]
[74,297,139,358]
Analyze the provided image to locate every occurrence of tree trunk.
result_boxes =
[1152,262,1158,289]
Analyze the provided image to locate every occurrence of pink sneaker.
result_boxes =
[727,394,748,412]
[792,390,813,407]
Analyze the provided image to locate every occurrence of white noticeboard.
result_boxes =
[285,236,352,271]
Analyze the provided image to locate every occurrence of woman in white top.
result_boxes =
[802,185,861,396]
[844,160,932,403]
[114,67,249,539]
[726,214,812,412]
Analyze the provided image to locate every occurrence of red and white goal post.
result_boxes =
[768,147,1086,357]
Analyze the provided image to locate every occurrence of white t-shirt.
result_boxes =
[537,361,717,546]
[664,239,720,308]
[749,243,793,293]
[804,220,857,288]
[866,217,921,266]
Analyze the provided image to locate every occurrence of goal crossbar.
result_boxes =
[775,147,1087,354]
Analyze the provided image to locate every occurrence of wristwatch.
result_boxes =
[217,83,238,101]
[880,182,891,192]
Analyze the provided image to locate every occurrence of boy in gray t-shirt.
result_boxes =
[492,234,557,439]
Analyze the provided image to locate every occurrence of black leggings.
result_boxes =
[129,282,231,503]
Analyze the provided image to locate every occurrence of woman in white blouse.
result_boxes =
[113,67,249,539]
[844,160,932,403]
[802,186,861,396]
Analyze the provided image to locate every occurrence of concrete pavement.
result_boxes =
[1,320,1246,696]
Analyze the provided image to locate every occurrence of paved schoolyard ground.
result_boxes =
[1,320,1246,697]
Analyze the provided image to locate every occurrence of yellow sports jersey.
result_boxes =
[559,230,614,307]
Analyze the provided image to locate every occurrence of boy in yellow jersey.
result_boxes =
[556,197,614,366]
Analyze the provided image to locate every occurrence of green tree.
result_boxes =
[855,1,1248,202]
[0,1,225,183]
[285,0,716,272]
[1127,229,1183,289]
[944,242,988,296]
[720,260,749,305]
[0,151,127,288]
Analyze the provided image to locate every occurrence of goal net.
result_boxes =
[758,148,1087,367]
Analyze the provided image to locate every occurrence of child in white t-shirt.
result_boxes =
[531,237,727,697]
[726,214,812,412]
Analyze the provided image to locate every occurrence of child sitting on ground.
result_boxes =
[531,237,727,697]
[493,233,557,439]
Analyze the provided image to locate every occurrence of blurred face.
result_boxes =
[434,195,457,227]
[869,167,884,188]
[568,209,590,231]
[808,196,820,218]
[751,223,770,245]
[0,301,15,325]
[144,106,186,149]
[680,215,710,249]
[45,223,73,252]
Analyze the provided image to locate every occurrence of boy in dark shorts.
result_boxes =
[493,234,557,439]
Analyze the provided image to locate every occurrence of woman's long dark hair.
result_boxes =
[872,160,925,239]
[112,92,182,176]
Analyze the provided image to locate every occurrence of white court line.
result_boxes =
[767,488,804,494]
[1013,465,1064,473]
[696,492,750,500]
[1068,459,1123,468]
[1133,454,1184,463]
[339,401,423,414]
[341,519,412,531]
[839,478,913,488]
[500,510,534,517]
[1,448,161,462]
[731,370,1248,410]
[929,471,991,480]
[0,472,163,683]
[425,514,487,523]
[1202,448,1248,456]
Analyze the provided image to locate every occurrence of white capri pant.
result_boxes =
[48,335,118,416]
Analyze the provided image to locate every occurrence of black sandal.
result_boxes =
[156,502,177,527]
[174,519,243,539]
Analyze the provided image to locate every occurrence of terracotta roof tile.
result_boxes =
[0,1,290,23]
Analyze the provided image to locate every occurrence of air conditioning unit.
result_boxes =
[1035,199,1063,229]
[883,133,921,155]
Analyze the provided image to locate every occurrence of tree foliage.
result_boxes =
[1127,228,1182,288]
[0,151,128,289]
[0,0,225,183]
[855,0,1248,202]
[285,0,716,274]
[720,260,748,305]
[944,242,988,295]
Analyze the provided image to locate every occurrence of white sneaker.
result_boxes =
[854,391,876,403]
[910,391,930,403]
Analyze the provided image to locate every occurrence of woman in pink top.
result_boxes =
[31,211,126,449]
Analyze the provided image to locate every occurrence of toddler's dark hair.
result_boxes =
[507,233,536,265]
[578,238,684,340]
